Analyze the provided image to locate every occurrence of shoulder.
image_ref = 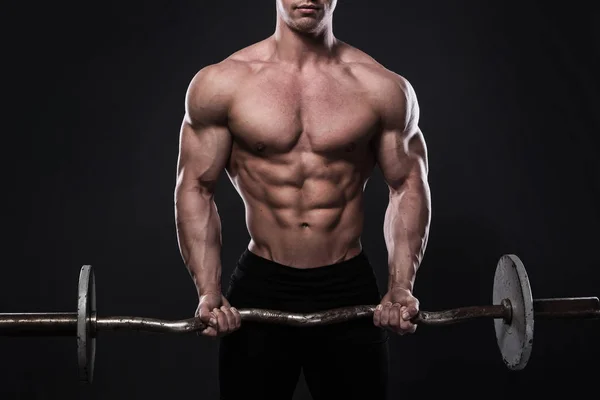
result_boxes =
[185,38,276,122]
[186,59,250,109]
[337,43,419,122]
[188,37,274,90]
[185,45,265,124]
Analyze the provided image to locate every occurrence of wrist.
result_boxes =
[197,285,221,297]
[387,277,414,292]
[193,271,222,298]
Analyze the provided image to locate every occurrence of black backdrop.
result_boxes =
[2,1,599,398]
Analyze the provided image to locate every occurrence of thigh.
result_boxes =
[218,322,302,400]
[303,322,390,400]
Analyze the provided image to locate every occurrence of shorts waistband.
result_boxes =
[227,248,383,313]
[236,248,372,280]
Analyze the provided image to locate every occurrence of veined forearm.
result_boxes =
[383,180,431,292]
[175,189,223,296]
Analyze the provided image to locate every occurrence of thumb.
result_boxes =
[197,302,216,324]
[221,296,231,308]
[403,298,420,320]
[379,292,392,304]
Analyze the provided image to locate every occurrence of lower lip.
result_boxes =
[297,8,318,13]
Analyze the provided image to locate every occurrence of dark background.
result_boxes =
[2,1,599,398]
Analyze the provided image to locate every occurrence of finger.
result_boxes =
[206,310,217,327]
[213,308,229,333]
[196,310,218,336]
[198,305,217,326]
[400,318,417,334]
[197,301,208,315]
[399,306,416,333]
[231,307,242,329]
[221,297,232,307]
[404,295,419,312]
[200,326,218,337]
[196,303,207,318]
[373,304,383,327]
[221,306,235,332]
[399,305,407,320]
[403,307,418,321]
[389,304,401,332]
[380,302,392,327]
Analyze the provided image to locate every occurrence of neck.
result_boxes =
[273,16,337,67]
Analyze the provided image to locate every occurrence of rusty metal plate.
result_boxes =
[493,254,534,370]
[77,265,96,383]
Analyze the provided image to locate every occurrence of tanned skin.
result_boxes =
[174,0,431,338]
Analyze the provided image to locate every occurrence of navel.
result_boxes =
[300,222,310,229]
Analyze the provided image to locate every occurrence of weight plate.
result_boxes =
[493,254,534,370]
[77,265,96,383]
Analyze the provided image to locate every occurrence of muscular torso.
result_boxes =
[215,40,398,268]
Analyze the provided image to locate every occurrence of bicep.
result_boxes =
[176,119,232,196]
[376,127,428,192]
[375,78,428,191]
[175,64,234,196]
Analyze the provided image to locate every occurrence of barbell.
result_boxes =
[0,254,598,383]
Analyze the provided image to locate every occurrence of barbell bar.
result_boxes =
[0,254,598,383]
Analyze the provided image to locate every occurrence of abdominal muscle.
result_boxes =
[228,149,371,268]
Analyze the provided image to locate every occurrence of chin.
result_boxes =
[291,18,323,34]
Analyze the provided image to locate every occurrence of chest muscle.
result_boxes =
[228,70,379,155]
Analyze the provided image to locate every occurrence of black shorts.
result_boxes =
[218,249,390,400]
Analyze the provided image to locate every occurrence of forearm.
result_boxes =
[175,187,223,296]
[383,178,431,292]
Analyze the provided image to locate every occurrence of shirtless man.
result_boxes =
[174,1,431,399]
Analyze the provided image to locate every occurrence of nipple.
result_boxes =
[256,142,266,152]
